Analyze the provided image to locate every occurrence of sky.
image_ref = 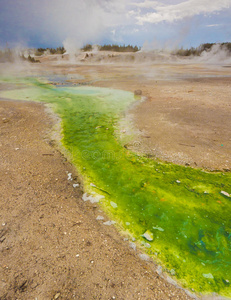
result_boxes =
[0,0,231,49]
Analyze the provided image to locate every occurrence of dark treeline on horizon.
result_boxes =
[1,43,231,63]
[34,44,140,55]
[82,44,140,52]
[30,42,231,56]
[173,42,231,56]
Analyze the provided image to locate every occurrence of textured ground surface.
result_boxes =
[0,99,192,299]
[1,55,230,299]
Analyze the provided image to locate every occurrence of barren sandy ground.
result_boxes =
[37,54,231,170]
[0,99,192,299]
[0,53,230,299]
[62,62,231,171]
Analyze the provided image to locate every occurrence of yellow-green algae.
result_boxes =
[1,76,231,297]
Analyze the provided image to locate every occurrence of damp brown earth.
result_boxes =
[0,99,193,299]
[0,54,230,299]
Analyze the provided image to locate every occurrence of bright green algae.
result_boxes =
[1,76,231,297]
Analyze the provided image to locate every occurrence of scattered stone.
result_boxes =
[110,201,118,208]
[134,89,142,96]
[220,191,230,197]
[157,265,162,275]
[90,183,96,187]
[203,273,214,279]
[103,220,116,226]
[82,193,103,203]
[139,253,149,261]
[142,230,153,241]
[170,269,176,276]
[129,242,136,251]
[153,226,164,232]
[2,118,9,123]
[96,215,104,220]
[73,183,79,188]
[176,180,181,184]
[67,173,72,181]
[54,292,61,299]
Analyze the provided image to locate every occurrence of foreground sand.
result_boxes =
[0,99,192,299]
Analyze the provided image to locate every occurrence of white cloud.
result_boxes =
[206,24,222,27]
[132,0,160,8]
[134,0,231,24]
[0,0,132,47]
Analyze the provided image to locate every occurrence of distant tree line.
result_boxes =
[81,44,140,52]
[173,42,231,56]
[100,44,140,52]
[33,43,231,56]
[35,47,65,56]
[34,44,140,54]
[1,43,231,63]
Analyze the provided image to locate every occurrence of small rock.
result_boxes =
[73,183,79,188]
[134,89,142,96]
[153,226,164,232]
[170,269,176,276]
[2,118,9,123]
[54,292,61,299]
[176,180,181,184]
[129,242,136,251]
[96,215,104,220]
[139,253,149,261]
[103,220,116,226]
[67,173,72,181]
[220,191,230,197]
[110,201,117,208]
[82,193,100,203]
[142,230,153,241]
[203,273,214,279]
[157,265,162,275]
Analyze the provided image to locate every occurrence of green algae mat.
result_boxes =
[1,76,231,298]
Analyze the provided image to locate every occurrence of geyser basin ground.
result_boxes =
[0,76,231,298]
